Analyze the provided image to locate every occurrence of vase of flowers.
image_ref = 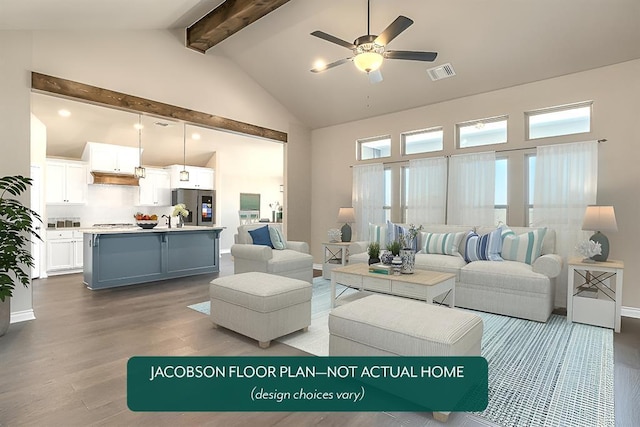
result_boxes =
[172,203,189,228]
[399,224,422,274]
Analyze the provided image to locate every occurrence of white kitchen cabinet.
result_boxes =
[46,159,87,204]
[46,230,84,274]
[138,168,171,206]
[166,165,214,190]
[82,142,139,175]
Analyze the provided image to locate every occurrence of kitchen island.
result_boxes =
[82,226,224,290]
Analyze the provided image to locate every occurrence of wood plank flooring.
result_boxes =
[0,254,637,426]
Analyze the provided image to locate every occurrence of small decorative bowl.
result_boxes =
[137,221,158,229]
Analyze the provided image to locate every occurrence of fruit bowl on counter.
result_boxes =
[135,213,158,229]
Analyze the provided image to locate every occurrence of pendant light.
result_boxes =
[134,114,146,178]
[180,123,189,181]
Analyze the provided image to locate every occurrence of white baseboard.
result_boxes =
[622,306,640,319]
[11,309,36,324]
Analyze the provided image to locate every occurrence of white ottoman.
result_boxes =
[210,272,312,348]
[329,294,483,356]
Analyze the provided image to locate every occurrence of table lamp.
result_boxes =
[581,205,618,262]
[337,207,356,242]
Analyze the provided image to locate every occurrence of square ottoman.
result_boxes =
[209,272,312,348]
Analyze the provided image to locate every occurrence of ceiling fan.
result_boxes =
[310,0,438,83]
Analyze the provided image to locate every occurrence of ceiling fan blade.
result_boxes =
[310,31,356,50]
[385,50,438,62]
[310,57,353,73]
[374,16,413,46]
[368,69,383,84]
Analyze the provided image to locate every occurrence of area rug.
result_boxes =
[189,277,614,427]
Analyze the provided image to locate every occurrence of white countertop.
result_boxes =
[81,225,225,234]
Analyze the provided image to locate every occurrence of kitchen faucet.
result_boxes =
[161,214,171,228]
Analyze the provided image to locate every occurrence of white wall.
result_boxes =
[311,59,640,310]
[0,31,34,320]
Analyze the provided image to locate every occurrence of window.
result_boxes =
[358,135,391,160]
[526,155,536,226]
[402,127,443,155]
[495,158,508,225]
[457,116,508,148]
[402,166,409,222]
[526,102,592,140]
[383,168,392,222]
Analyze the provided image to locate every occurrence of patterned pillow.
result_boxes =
[422,232,465,256]
[269,226,287,250]
[501,227,547,265]
[368,223,386,247]
[464,228,504,262]
[386,221,418,251]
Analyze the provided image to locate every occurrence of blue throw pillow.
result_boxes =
[248,225,273,248]
[464,228,504,262]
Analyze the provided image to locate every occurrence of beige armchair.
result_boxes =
[231,224,313,283]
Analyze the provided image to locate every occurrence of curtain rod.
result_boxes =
[349,139,608,167]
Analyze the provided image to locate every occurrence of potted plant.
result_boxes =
[0,175,41,336]
[367,241,381,265]
[386,240,401,257]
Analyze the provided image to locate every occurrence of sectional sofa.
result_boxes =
[348,224,562,322]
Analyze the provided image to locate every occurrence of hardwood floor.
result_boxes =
[0,254,637,426]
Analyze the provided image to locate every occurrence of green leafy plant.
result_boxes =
[0,176,41,302]
[367,241,381,258]
[400,224,424,249]
[386,240,401,256]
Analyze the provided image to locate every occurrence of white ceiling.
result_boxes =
[7,0,640,160]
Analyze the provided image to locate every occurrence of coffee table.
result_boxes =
[330,263,456,309]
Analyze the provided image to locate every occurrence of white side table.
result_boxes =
[322,242,351,280]
[567,257,623,333]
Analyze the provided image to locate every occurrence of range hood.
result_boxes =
[90,171,140,186]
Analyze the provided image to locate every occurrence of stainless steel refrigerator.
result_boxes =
[171,189,215,226]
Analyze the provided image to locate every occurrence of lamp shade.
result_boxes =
[581,206,618,233]
[337,207,356,223]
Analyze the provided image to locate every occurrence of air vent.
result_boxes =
[154,121,170,127]
[427,63,456,81]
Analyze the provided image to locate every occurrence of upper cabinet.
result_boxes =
[46,159,87,204]
[138,168,171,206]
[166,165,214,190]
[82,142,139,175]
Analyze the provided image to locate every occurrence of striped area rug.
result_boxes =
[189,277,614,426]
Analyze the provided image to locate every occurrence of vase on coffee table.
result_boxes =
[400,249,415,274]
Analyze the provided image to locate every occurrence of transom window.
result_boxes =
[526,101,592,140]
[401,127,443,155]
[358,135,391,160]
[457,115,508,148]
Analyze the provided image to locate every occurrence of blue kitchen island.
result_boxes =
[83,226,224,290]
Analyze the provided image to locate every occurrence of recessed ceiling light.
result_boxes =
[58,109,71,117]
[192,133,201,140]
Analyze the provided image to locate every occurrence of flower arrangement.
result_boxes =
[269,201,281,211]
[576,240,602,262]
[400,224,423,250]
[172,203,189,218]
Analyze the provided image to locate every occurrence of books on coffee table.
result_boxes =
[368,263,393,275]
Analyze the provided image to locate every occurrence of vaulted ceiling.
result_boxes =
[5,0,640,130]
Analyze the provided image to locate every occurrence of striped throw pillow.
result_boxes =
[464,228,504,262]
[501,227,547,265]
[422,232,465,256]
[368,223,386,247]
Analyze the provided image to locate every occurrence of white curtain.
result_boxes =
[406,157,447,225]
[532,140,598,307]
[352,163,385,241]
[447,152,496,226]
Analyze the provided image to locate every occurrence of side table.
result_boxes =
[322,242,351,280]
[567,257,623,332]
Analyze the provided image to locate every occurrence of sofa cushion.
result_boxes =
[269,249,313,274]
[414,253,467,280]
[368,223,387,247]
[460,260,550,294]
[501,227,547,265]
[248,225,273,247]
[421,231,465,256]
[386,221,419,251]
[464,228,503,262]
[269,226,287,250]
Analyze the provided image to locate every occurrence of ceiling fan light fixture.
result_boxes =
[353,42,384,73]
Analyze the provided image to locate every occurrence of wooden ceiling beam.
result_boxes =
[187,0,292,53]
[31,72,287,143]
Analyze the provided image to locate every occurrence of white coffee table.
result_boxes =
[330,263,456,309]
